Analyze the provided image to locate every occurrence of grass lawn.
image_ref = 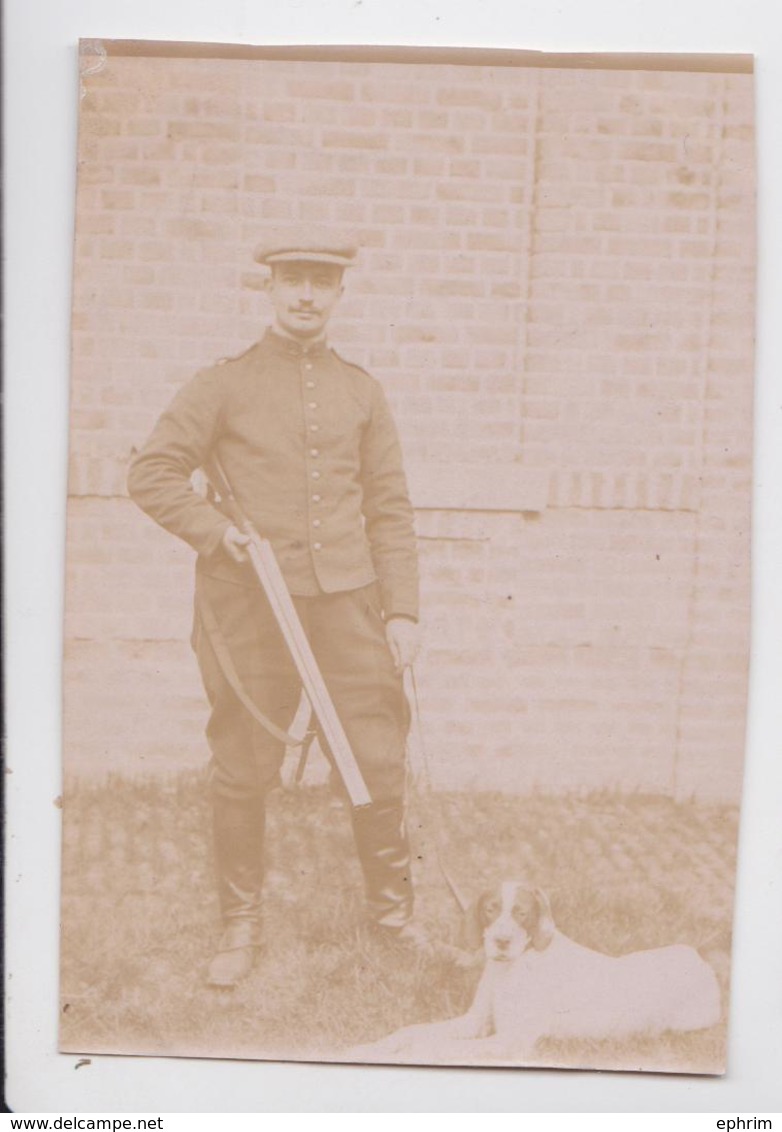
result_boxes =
[60,771,737,1074]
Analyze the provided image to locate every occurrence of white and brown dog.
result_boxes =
[350,882,722,1064]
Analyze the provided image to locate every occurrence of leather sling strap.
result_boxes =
[405,666,470,914]
[201,457,372,807]
[196,587,305,748]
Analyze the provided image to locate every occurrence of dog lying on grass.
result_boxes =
[349,881,722,1064]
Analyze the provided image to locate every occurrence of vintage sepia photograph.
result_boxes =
[60,41,755,1074]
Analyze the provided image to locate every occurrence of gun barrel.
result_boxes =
[204,458,372,808]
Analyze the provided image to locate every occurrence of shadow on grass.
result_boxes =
[60,770,737,1072]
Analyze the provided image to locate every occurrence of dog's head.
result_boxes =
[465,882,555,962]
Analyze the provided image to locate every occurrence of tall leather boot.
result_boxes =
[207,792,265,988]
[350,799,428,948]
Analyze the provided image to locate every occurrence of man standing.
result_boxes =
[128,228,422,988]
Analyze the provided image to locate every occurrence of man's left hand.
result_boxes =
[385,618,421,673]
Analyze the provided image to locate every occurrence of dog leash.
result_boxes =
[404,666,470,915]
[196,588,308,748]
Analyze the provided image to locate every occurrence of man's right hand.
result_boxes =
[222,524,251,563]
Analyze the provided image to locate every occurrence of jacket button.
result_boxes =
[313,519,321,528]
[311,471,321,479]
[308,401,318,409]
[313,542,323,551]
[310,448,319,457]
[312,494,321,502]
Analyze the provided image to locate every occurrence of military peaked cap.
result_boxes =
[254,225,359,268]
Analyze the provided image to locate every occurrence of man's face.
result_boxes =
[265,261,344,339]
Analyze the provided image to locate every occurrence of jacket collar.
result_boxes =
[263,327,330,361]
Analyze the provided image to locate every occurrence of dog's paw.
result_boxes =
[429,941,483,969]
[346,1037,405,1061]
[346,1042,381,1061]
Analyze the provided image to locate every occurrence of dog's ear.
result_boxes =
[531,887,555,951]
[462,894,487,952]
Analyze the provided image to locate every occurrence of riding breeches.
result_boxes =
[191,572,410,803]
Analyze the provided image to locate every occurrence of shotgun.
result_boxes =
[203,457,372,808]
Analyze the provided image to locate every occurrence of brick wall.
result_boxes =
[66,49,754,800]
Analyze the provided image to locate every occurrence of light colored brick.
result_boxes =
[67,55,754,804]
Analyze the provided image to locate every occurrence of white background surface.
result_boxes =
[4,0,782,1114]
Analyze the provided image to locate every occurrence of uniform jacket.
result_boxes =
[127,328,419,621]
